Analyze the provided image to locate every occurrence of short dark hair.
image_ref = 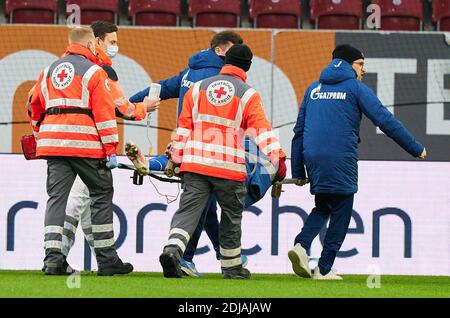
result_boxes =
[90,21,118,40]
[210,30,243,49]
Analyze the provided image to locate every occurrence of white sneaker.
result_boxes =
[288,243,312,278]
[312,266,343,280]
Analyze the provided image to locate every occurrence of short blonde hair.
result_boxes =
[68,26,95,46]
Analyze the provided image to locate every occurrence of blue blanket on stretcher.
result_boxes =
[148,139,275,208]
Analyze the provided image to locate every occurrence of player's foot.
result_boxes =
[42,257,77,275]
[288,243,312,278]
[223,266,251,279]
[160,249,183,278]
[125,140,149,176]
[220,255,248,274]
[97,258,134,276]
[179,259,202,277]
[312,266,343,280]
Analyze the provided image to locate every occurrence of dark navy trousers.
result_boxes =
[182,195,220,262]
[295,193,354,275]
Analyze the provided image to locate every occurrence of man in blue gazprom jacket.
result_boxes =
[289,44,427,280]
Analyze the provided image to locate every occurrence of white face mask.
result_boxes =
[106,45,119,58]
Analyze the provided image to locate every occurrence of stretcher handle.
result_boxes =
[117,163,183,184]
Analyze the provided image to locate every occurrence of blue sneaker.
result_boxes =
[179,259,202,277]
[242,255,248,268]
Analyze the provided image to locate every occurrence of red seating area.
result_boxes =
[2,0,444,32]
[5,0,58,24]
[249,0,302,29]
[310,0,363,30]
[188,0,241,28]
[433,0,450,31]
[66,0,120,25]
[128,0,181,26]
[371,0,424,31]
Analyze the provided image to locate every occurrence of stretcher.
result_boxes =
[118,161,308,200]
[271,178,310,198]
[118,162,183,185]
[119,140,308,204]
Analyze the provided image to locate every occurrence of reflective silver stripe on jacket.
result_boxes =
[42,64,100,109]
[37,139,103,149]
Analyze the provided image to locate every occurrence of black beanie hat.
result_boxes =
[332,44,364,64]
[225,44,253,72]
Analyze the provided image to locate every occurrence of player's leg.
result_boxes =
[43,157,77,275]
[160,172,212,278]
[180,195,220,277]
[72,157,132,276]
[79,196,95,256]
[295,194,332,250]
[61,176,91,257]
[213,179,249,279]
[203,196,250,268]
[289,194,332,278]
[179,205,208,277]
[315,194,354,280]
[203,195,220,260]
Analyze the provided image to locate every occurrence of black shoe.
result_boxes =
[42,258,75,274]
[223,267,251,279]
[97,258,134,276]
[44,264,76,276]
[159,251,183,278]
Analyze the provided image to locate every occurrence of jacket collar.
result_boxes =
[95,44,112,67]
[65,44,100,65]
[220,65,247,82]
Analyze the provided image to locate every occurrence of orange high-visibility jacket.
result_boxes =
[26,83,36,124]
[27,46,146,130]
[30,44,118,159]
[96,45,146,120]
[170,65,286,182]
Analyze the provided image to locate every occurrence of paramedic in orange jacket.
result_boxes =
[160,44,287,279]
[56,21,160,273]
[91,21,159,120]
[30,27,133,276]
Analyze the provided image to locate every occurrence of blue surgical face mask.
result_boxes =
[106,45,119,58]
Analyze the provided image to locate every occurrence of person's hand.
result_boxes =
[143,96,160,113]
[418,148,427,160]
[295,178,309,186]
[165,159,181,177]
[105,154,118,169]
[173,162,181,177]
[275,158,286,182]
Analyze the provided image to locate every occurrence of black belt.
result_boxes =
[36,108,93,127]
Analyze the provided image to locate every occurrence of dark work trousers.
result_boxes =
[294,193,354,275]
[165,172,246,270]
[183,195,220,262]
[44,157,118,268]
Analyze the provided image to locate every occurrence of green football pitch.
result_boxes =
[0,271,448,298]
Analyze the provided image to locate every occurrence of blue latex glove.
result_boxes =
[105,154,118,170]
